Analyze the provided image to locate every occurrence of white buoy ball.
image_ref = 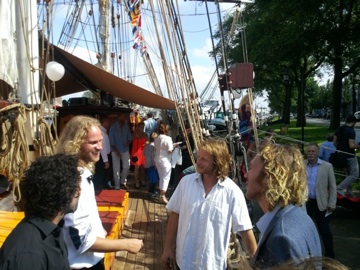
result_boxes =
[46,61,65,81]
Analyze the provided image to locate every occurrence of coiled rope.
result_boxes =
[0,103,30,202]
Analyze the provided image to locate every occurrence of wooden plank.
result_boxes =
[127,195,142,269]
[110,189,171,270]
[136,197,152,270]
[153,200,167,269]
[113,207,136,269]
[144,198,156,270]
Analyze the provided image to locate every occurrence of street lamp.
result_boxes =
[300,68,305,153]
[351,73,360,114]
[283,74,291,125]
[283,74,289,84]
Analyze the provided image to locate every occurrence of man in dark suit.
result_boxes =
[305,143,337,258]
[245,143,321,268]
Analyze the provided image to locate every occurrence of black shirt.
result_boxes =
[335,125,356,157]
[0,216,70,270]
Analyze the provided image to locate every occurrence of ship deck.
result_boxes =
[0,174,170,270]
[112,189,168,270]
[1,172,360,269]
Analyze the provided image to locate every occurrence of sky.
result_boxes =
[51,0,267,110]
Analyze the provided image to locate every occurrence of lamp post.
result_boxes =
[283,74,291,124]
[351,73,359,114]
[300,68,305,153]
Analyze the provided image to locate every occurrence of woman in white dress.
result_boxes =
[154,122,175,204]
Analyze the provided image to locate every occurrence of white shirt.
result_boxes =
[166,173,253,270]
[154,134,173,164]
[171,147,182,168]
[100,126,110,162]
[63,167,106,268]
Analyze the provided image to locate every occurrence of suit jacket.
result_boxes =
[252,205,321,268]
[313,160,337,211]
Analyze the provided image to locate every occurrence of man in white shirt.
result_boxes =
[56,115,143,269]
[161,139,257,270]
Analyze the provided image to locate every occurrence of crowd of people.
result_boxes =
[91,111,195,205]
[0,109,356,270]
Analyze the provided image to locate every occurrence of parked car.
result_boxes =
[201,99,220,116]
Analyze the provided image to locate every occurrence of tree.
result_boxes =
[213,0,326,127]
[308,83,332,113]
[211,0,360,132]
[321,1,360,129]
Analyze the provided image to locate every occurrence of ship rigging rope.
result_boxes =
[0,104,30,202]
[11,0,57,182]
[38,1,58,152]
[0,113,12,158]
[138,0,203,160]
[206,1,259,154]
[163,0,203,151]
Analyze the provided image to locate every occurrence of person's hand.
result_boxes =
[161,249,177,270]
[327,207,335,213]
[104,162,110,169]
[126,239,144,253]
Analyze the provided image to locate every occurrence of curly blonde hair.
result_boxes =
[56,115,101,170]
[198,139,230,180]
[260,143,308,211]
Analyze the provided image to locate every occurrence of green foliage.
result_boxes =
[308,81,332,112]
[264,120,360,190]
[269,120,333,146]
[212,0,360,130]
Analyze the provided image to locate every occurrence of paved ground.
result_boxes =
[330,205,360,269]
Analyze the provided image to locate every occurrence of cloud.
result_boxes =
[192,38,213,60]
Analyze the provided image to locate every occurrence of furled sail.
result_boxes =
[0,0,39,104]
[0,0,17,96]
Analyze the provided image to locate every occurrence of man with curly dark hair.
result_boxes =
[0,154,81,270]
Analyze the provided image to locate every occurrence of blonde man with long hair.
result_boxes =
[245,143,321,268]
[161,139,257,270]
[57,115,143,270]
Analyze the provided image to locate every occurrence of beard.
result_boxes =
[66,199,79,214]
